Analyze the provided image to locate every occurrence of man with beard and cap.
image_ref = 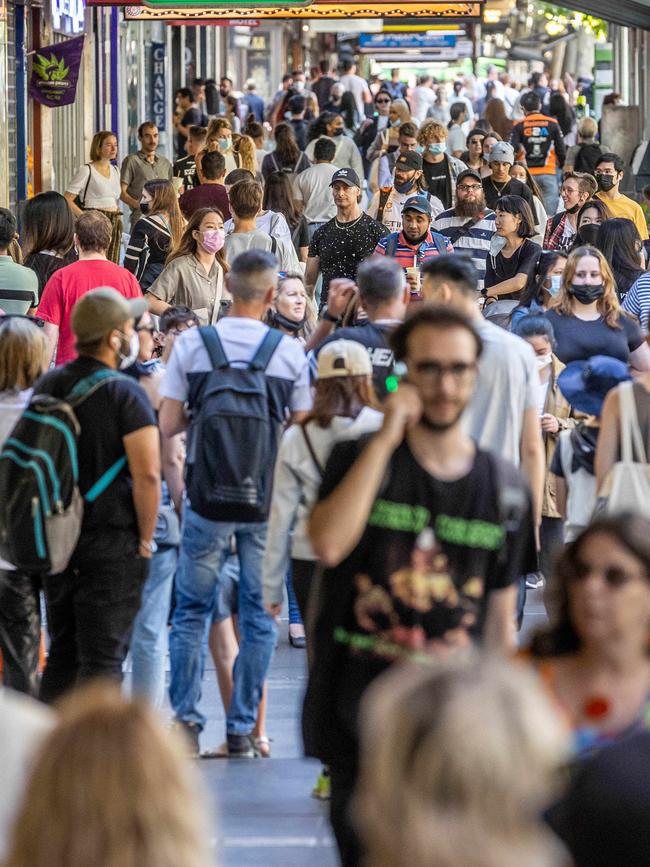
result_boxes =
[432,168,496,291]
[367,152,444,234]
[375,195,453,298]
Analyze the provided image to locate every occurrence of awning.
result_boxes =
[122,1,483,20]
[562,0,650,30]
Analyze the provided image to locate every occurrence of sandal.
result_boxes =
[254,735,272,758]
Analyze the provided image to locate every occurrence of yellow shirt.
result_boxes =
[596,191,649,240]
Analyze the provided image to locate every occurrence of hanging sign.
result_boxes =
[150,42,166,131]
[28,35,85,107]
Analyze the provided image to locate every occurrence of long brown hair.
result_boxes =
[143,179,185,248]
[529,514,650,657]
[274,122,301,166]
[302,375,378,428]
[166,207,228,273]
[484,98,513,141]
[234,134,258,174]
[550,245,621,327]
[4,682,213,867]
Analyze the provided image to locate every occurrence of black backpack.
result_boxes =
[185,326,284,522]
[573,143,603,175]
[0,369,127,574]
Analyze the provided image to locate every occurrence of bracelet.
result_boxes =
[322,310,341,324]
[139,539,158,554]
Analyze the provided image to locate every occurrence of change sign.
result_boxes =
[28,35,85,107]
[150,42,166,132]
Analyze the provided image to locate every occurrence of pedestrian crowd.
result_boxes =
[1,59,650,867]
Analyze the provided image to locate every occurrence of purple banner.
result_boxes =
[28,35,85,108]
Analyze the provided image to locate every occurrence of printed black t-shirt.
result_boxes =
[309,438,535,750]
[315,321,397,398]
[34,357,156,560]
[422,157,452,209]
[309,214,388,303]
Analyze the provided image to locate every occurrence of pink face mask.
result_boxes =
[201,229,225,254]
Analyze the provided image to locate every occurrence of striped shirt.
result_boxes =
[623,272,650,334]
[430,208,496,290]
[374,230,453,269]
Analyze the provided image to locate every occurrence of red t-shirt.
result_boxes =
[37,259,142,365]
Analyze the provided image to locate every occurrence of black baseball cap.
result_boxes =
[402,195,432,216]
[395,151,423,172]
[457,168,482,185]
[330,167,361,188]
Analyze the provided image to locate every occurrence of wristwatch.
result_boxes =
[322,309,341,324]
[139,539,158,554]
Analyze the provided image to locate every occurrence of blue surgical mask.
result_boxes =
[390,119,401,128]
[218,137,229,151]
[428,143,446,155]
[415,145,425,155]
[394,177,415,194]
[548,275,562,297]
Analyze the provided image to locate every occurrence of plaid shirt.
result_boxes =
[543,212,575,253]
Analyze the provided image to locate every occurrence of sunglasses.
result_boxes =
[376,98,391,104]
[570,559,645,588]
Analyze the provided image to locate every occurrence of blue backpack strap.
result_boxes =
[431,231,448,256]
[66,369,125,407]
[250,327,283,371]
[385,233,399,258]
[85,456,128,503]
[199,326,229,370]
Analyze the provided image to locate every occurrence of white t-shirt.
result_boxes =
[412,85,436,124]
[367,188,444,233]
[224,210,291,243]
[463,318,539,466]
[339,73,371,117]
[292,163,338,223]
[447,125,467,155]
[66,163,121,210]
[223,228,299,273]
[160,317,312,413]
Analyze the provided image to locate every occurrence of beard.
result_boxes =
[455,195,486,219]
[419,405,465,432]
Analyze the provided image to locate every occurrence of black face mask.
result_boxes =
[272,310,305,333]
[569,283,605,304]
[332,127,344,137]
[140,202,150,215]
[577,223,600,246]
[565,202,581,214]
[596,173,616,192]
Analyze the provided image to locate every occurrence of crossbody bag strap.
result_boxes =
[619,381,647,463]
[80,164,92,207]
[301,424,324,477]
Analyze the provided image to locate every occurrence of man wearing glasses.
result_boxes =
[306,301,535,866]
[431,169,496,291]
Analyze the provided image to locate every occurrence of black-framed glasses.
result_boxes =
[0,313,45,328]
[411,361,477,381]
[457,184,482,192]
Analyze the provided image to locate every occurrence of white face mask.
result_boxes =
[536,353,552,370]
[118,332,140,370]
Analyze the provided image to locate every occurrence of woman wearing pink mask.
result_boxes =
[146,207,229,324]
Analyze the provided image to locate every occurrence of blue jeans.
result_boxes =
[130,545,177,709]
[535,173,559,216]
[286,568,303,626]
[169,507,276,734]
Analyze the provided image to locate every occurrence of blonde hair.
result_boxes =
[205,117,232,151]
[551,245,621,327]
[418,119,447,145]
[578,116,598,140]
[0,317,49,391]
[389,99,412,127]
[234,134,258,174]
[89,130,116,162]
[355,655,568,867]
[4,682,215,867]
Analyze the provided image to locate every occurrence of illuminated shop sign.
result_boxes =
[52,0,86,33]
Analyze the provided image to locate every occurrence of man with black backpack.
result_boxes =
[159,249,311,757]
[2,288,160,703]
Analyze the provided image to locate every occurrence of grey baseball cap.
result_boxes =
[488,141,515,165]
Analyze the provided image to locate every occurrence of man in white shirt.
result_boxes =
[412,74,436,124]
[339,59,372,120]
[292,138,338,239]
